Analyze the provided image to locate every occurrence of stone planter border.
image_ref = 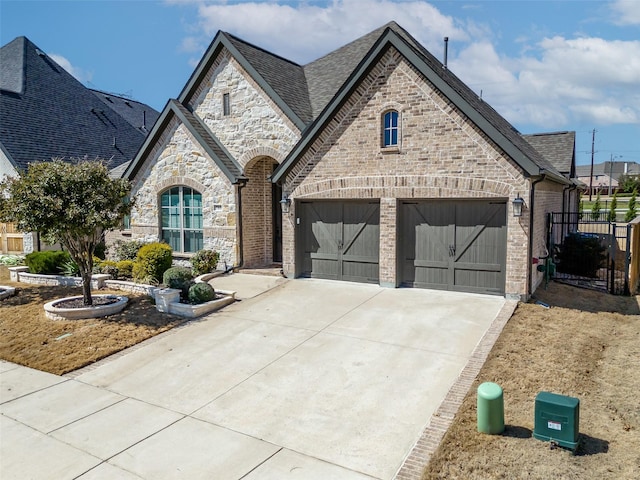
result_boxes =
[154,288,236,318]
[43,295,129,320]
[0,286,16,300]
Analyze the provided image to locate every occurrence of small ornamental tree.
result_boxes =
[608,191,618,223]
[0,160,133,305]
[591,191,601,220]
[625,188,638,223]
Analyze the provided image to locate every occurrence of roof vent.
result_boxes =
[35,48,46,57]
[443,37,448,69]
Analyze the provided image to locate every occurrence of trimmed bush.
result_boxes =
[25,251,71,274]
[188,282,216,304]
[556,233,606,278]
[115,260,135,280]
[95,259,118,277]
[111,239,145,261]
[190,249,220,275]
[163,266,194,300]
[132,242,173,284]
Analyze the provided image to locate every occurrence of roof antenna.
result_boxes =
[142,110,146,129]
[443,37,449,69]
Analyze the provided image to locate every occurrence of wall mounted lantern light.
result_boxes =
[512,194,525,217]
[280,195,291,214]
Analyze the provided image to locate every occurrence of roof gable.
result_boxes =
[178,31,309,131]
[272,25,568,185]
[523,131,576,178]
[124,99,246,185]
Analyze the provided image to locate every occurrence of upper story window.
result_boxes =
[223,93,230,116]
[382,110,399,148]
[160,186,203,253]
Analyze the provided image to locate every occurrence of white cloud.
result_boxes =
[49,53,93,84]
[174,0,640,129]
[610,0,640,25]
[450,35,640,128]
[193,0,467,63]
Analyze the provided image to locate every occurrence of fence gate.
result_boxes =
[1,223,24,255]
[548,212,631,295]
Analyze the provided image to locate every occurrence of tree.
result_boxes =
[625,188,638,223]
[591,191,601,220]
[618,174,640,194]
[0,160,133,305]
[608,191,618,222]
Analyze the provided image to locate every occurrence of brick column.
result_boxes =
[379,197,397,287]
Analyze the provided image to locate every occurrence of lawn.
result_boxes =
[0,265,186,375]
[422,282,640,480]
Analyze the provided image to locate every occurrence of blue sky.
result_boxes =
[1,0,639,167]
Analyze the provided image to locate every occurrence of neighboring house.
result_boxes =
[0,36,159,253]
[119,22,578,299]
[576,161,640,197]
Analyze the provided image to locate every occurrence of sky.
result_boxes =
[1,0,639,167]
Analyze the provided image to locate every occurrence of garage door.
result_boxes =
[297,200,379,283]
[399,200,507,294]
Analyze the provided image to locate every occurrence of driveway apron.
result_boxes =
[1,275,505,480]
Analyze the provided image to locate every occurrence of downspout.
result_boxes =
[227,180,246,273]
[528,172,546,296]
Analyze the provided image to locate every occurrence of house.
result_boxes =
[576,161,640,197]
[118,22,577,299]
[0,36,159,253]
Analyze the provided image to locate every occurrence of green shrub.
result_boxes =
[556,233,606,278]
[94,241,107,260]
[132,242,173,284]
[95,259,118,277]
[188,282,216,304]
[0,254,25,266]
[59,259,80,277]
[116,260,135,280]
[190,249,220,275]
[25,250,71,274]
[163,266,194,300]
[111,239,145,261]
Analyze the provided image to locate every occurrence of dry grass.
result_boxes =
[0,266,186,375]
[423,282,640,480]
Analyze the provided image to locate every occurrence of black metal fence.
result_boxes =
[548,212,631,295]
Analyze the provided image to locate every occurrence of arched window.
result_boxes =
[382,110,399,147]
[160,186,203,253]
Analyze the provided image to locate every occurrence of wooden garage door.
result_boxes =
[399,200,507,294]
[298,200,380,283]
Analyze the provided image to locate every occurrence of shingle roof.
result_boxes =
[91,90,160,134]
[523,131,575,177]
[0,36,158,173]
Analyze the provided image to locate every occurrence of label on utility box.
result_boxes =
[547,421,562,431]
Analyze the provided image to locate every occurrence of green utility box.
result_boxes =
[477,382,504,434]
[533,391,580,450]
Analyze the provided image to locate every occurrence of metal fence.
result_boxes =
[548,212,632,295]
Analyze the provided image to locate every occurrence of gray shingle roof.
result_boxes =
[91,90,160,134]
[523,131,575,177]
[0,36,158,173]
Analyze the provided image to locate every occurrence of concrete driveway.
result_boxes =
[1,275,509,480]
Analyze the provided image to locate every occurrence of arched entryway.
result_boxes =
[242,156,282,267]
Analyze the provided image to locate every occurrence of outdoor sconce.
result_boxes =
[512,194,525,217]
[280,195,291,214]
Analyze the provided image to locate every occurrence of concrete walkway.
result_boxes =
[1,275,511,480]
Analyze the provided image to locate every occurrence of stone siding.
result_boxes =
[282,48,533,297]
[190,51,300,168]
[128,117,238,266]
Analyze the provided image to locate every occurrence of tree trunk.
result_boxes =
[63,233,97,306]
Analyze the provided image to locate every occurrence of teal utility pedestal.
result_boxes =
[533,391,580,451]
[477,382,504,434]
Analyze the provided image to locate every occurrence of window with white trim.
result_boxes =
[382,110,399,147]
[160,186,203,253]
